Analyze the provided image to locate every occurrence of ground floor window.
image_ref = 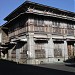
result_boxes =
[11,45,16,59]
[35,49,45,59]
[19,42,27,59]
[35,42,46,59]
[11,50,16,58]
[54,41,64,57]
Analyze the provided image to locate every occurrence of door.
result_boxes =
[67,42,74,58]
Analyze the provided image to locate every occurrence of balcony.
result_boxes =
[9,25,75,38]
[67,29,74,36]
[9,27,28,37]
[52,27,75,36]
[34,26,49,33]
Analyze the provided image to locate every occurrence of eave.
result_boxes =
[4,1,28,21]
[4,1,75,21]
[3,13,25,27]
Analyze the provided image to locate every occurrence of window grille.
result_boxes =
[54,43,63,57]
[35,43,45,58]
[35,49,45,59]
[67,24,74,35]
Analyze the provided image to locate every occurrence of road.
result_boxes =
[38,63,75,73]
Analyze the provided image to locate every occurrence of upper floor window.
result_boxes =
[52,21,60,27]
[34,19,44,26]
[67,23,74,29]
[44,20,50,26]
[35,43,45,58]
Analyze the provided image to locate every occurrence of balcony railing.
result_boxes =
[9,25,75,38]
[34,26,49,32]
[9,27,28,37]
[52,27,65,35]
[67,29,74,36]
[52,27,75,36]
[34,26,74,36]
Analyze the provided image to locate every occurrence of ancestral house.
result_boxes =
[1,1,75,64]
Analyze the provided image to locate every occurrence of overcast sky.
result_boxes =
[0,0,74,25]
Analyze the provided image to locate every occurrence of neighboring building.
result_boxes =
[0,26,8,59]
[2,1,75,64]
[0,27,2,58]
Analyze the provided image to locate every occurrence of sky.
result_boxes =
[0,0,74,25]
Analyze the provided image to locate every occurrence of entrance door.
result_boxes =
[67,42,74,58]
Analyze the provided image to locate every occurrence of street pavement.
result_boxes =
[38,63,75,73]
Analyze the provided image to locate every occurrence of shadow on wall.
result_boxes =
[0,59,75,75]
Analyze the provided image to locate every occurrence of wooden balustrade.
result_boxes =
[9,25,75,38]
[67,29,74,35]
[52,27,75,36]
[9,27,28,37]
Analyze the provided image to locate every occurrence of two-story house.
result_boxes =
[2,1,75,64]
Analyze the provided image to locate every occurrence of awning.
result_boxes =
[34,38,48,41]
[20,38,27,42]
[0,47,8,49]
[11,38,27,42]
[0,42,16,51]
[11,38,19,42]
[53,39,65,41]
[67,39,75,41]
[10,41,17,44]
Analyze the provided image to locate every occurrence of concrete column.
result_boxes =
[64,41,68,60]
[16,43,20,63]
[44,43,48,58]
[1,52,4,59]
[27,33,35,59]
[48,38,54,58]
[5,54,8,59]
[8,50,12,60]
[45,36,54,63]
[46,34,54,58]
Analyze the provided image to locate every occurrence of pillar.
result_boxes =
[64,41,68,60]
[16,43,20,63]
[46,34,54,61]
[48,38,54,58]
[45,37,54,63]
[27,33,35,59]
